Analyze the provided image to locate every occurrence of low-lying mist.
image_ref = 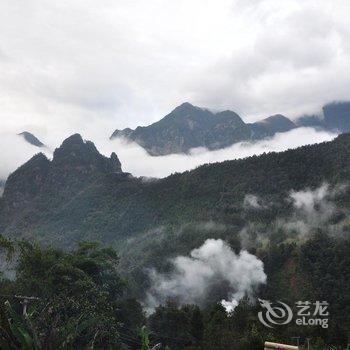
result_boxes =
[92,127,337,178]
[0,127,337,183]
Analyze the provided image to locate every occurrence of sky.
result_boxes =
[0,0,348,178]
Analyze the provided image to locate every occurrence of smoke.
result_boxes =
[145,239,266,314]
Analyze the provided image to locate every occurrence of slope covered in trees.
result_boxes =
[0,133,350,348]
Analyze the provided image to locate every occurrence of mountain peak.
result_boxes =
[18,131,44,147]
[2,135,124,214]
[174,101,195,111]
[59,133,84,147]
[110,103,250,155]
[250,114,296,139]
[52,134,123,174]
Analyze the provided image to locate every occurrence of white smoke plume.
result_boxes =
[145,239,266,314]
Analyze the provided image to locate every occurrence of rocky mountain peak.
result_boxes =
[172,102,198,114]
[2,135,124,213]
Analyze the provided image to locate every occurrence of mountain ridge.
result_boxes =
[111,101,350,155]
[2,132,350,244]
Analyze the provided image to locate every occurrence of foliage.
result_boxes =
[0,241,145,349]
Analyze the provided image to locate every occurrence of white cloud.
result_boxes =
[0,0,349,140]
[0,133,52,180]
[243,194,265,209]
[101,127,336,177]
[0,127,336,181]
[283,182,348,236]
[145,239,266,313]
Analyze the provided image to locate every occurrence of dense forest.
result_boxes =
[0,134,350,348]
[0,233,349,349]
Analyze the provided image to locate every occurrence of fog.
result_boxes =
[0,127,337,182]
[98,127,337,177]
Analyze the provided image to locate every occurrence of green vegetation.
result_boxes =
[0,233,348,349]
[1,134,350,348]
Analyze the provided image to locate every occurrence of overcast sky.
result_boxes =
[0,0,349,144]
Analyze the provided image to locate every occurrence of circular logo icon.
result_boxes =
[258,299,293,328]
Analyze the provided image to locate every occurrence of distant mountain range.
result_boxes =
[16,101,350,156]
[110,101,350,155]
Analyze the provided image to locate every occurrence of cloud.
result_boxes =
[145,239,266,313]
[290,183,333,215]
[0,0,350,139]
[282,183,348,237]
[0,133,52,180]
[243,194,266,209]
[102,127,336,178]
[0,127,336,181]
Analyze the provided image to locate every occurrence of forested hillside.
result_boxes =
[0,133,350,348]
[1,133,350,244]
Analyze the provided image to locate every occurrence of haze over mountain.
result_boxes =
[110,101,350,156]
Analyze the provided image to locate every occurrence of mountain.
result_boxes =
[0,133,123,233]
[18,131,45,147]
[0,180,5,197]
[296,101,350,132]
[111,102,251,155]
[323,101,350,132]
[1,133,350,346]
[1,132,350,246]
[111,101,350,156]
[249,114,296,139]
